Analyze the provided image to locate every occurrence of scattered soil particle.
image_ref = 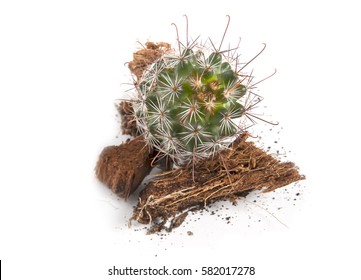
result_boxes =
[95,137,152,199]
[132,133,305,231]
[168,212,188,231]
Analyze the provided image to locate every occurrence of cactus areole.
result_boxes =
[133,38,251,165]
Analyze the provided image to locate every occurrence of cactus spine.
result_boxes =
[133,19,253,166]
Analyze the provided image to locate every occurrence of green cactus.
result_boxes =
[133,21,253,165]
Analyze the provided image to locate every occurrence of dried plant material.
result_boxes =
[132,133,304,230]
[128,42,171,80]
[118,101,138,137]
[95,137,152,199]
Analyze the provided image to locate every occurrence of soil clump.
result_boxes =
[132,133,304,232]
[95,137,152,199]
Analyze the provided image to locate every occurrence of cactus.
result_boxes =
[132,18,256,166]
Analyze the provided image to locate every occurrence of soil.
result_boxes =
[128,41,171,80]
[95,137,152,199]
[118,101,139,138]
[132,133,304,233]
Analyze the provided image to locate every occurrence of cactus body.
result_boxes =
[133,43,249,165]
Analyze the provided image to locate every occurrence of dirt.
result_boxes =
[128,41,171,80]
[131,133,304,232]
[95,136,152,199]
[118,101,139,138]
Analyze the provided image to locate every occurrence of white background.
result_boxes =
[1,0,360,279]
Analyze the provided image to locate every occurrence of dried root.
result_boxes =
[132,133,305,230]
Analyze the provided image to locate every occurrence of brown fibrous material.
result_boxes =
[128,41,171,80]
[132,133,305,230]
[118,101,139,138]
[95,137,152,199]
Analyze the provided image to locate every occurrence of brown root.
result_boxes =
[95,137,152,199]
[132,133,305,231]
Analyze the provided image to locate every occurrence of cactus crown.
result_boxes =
[132,18,259,166]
